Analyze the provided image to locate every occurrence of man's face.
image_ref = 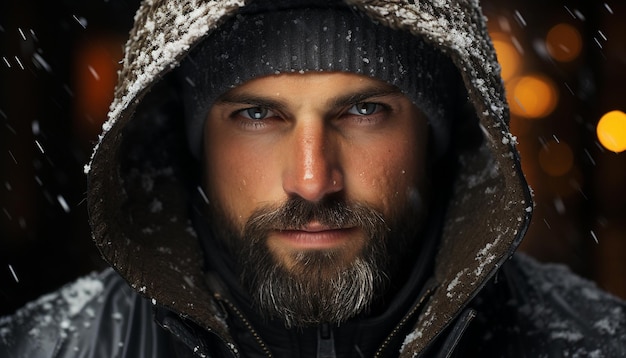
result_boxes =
[203,72,429,326]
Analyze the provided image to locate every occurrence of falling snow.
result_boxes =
[17,28,26,41]
[57,195,70,213]
[8,265,19,283]
[72,15,88,29]
[514,10,527,27]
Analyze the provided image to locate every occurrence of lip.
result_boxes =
[271,223,357,250]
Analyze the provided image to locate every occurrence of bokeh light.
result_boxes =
[597,110,626,153]
[75,40,118,120]
[546,23,583,62]
[508,74,559,119]
[491,33,522,81]
[538,139,574,177]
[73,36,122,148]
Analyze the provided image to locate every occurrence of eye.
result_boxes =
[238,107,276,120]
[348,102,383,116]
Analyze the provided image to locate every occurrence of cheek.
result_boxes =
[203,136,283,227]
[351,133,426,216]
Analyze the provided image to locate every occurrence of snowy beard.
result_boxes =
[212,196,421,328]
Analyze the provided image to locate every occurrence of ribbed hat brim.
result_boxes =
[179,6,458,158]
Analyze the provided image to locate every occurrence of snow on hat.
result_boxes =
[178,5,459,159]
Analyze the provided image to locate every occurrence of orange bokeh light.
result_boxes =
[507,74,559,119]
[597,110,626,153]
[546,23,582,62]
[73,36,123,147]
[75,41,118,120]
[491,33,522,81]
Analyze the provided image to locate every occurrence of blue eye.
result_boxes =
[348,103,381,115]
[240,107,273,120]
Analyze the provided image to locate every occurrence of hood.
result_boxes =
[85,0,533,356]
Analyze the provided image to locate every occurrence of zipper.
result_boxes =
[373,284,436,358]
[214,293,274,358]
[317,322,337,358]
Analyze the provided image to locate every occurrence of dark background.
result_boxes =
[1,0,625,317]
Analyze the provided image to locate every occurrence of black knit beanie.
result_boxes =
[178,3,459,159]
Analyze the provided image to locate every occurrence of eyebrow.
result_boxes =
[215,93,289,112]
[215,83,403,110]
[329,85,403,108]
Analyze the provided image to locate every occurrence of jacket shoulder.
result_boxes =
[0,268,167,358]
[506,253,626,356]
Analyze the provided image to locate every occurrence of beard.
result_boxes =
[209,195,423,328]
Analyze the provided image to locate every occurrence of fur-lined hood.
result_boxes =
[85,0,532,356]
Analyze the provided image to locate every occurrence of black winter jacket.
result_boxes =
[1,254,625,357]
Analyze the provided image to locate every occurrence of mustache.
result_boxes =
[243,196,390,238]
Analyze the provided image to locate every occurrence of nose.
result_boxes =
[282,122,344,202]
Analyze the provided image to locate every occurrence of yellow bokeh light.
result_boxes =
[491,33,522,81]
[546,23,582,62]
[538,140,574,177]
[507,74,559,119]
[597,110,626,153]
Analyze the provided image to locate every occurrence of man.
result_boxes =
[1,0,625,357]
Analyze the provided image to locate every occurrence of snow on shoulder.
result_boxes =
[0,271,104,347]
[513,253,626,355]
